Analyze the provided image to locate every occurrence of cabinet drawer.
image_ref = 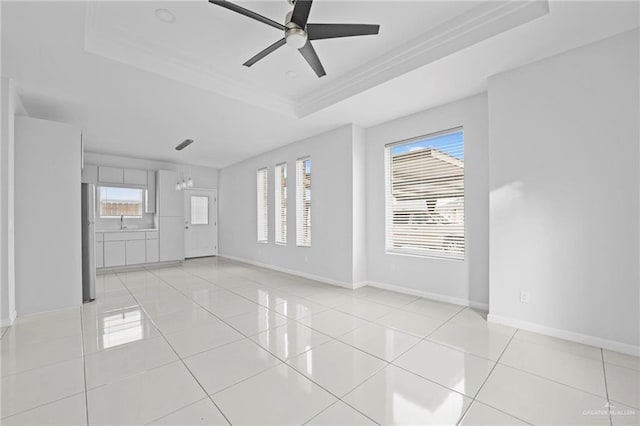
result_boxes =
[103,232,146,241]
[145,231,159,240]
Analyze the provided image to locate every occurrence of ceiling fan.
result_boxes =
[209,0,380,78]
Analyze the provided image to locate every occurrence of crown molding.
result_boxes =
[84,1,548,119]
[295,0,549,118]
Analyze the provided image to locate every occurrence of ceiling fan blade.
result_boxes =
[209,0,285,31]
[243,38,287,67]
[290,0,313,28]
[298,41,326,78]
[306,23,380,40]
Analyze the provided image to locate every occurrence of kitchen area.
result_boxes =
[6,113,220,319]
[81,158,219,302]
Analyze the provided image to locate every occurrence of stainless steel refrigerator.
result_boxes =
[81,183,96,302]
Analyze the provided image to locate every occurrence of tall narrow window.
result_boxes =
[275,163,287,245]
[385,128,464,260]
[296,157,311,247]
[257,168,268,243]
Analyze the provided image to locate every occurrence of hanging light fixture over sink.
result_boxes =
[175,139,195,191]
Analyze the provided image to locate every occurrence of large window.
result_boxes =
[275,163,287,245]
[296,157,311,247]
[385,128,464,260]
[257,168,268,243]
[98,186,144,218]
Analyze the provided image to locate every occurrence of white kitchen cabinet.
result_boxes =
[95,241,104,268]
[157,170,183,217]
[146,239,159,263]
[104,241,125,267]
[159,216,184,262]
[145,170,156,213]
[126,240,146,265]
[82,164,98,184]
[124,168,147,186]
[98,166,124,184]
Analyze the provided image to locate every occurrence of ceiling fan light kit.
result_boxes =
[209,0,380,78]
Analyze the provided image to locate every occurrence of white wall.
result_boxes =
[488,30,639,354]
[14,116,83,315]
[365,94,490,307]
[219,125,357,286]
[0,77,18,325]
[352,125,367,285]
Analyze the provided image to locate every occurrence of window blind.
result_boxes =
[275,163,287,245]
[384,128,464,260]
[257,167,268,243]
[296,157,311,247]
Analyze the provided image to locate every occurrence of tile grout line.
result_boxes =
[455,328,533,426]
[78,306,90,426]
[600,348,613,426]
[116,269,234,426]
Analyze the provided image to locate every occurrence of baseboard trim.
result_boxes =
[1,310,17,327]
[488,314,640,357]
[220,255,357,290]
[97,260,183,274]
[366,280,489,310]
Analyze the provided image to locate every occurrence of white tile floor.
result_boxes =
[1,257,638,425]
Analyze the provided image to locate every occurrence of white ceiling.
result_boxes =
[2,1,638,168]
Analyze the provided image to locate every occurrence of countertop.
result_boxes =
[96,228,157,233]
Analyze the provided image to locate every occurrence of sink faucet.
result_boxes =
[120,214,127,230]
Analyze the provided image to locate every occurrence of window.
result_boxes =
[98,186,144,218]
[257,168,268,242]
[190,196,209,225]
[296,157,311,247]
[275,163,287,245]
[385,128,464,260]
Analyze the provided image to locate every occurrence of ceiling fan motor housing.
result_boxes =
[284,11,307,49]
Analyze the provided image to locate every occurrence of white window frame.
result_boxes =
[257,167,268,243]
[97,185,145,219]
[275,163,287,245]
[384,127,464,260]
[296,157,311,247]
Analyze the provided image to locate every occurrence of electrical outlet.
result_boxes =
[304,255,308,263]
[520,290,530,304]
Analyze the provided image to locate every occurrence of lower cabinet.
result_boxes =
[159,217,184,262]
[97,231,162,269]
[126,240,146,265]
[146,239,159,263]
[96,241,104,268]
[104,241,125,267]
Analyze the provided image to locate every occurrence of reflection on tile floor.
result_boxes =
[1,257,638,425]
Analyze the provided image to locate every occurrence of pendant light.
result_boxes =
[175,139,195,191]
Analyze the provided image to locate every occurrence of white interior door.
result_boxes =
[184,189,218,258]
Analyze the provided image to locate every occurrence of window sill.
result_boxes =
[385,249,464,262]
